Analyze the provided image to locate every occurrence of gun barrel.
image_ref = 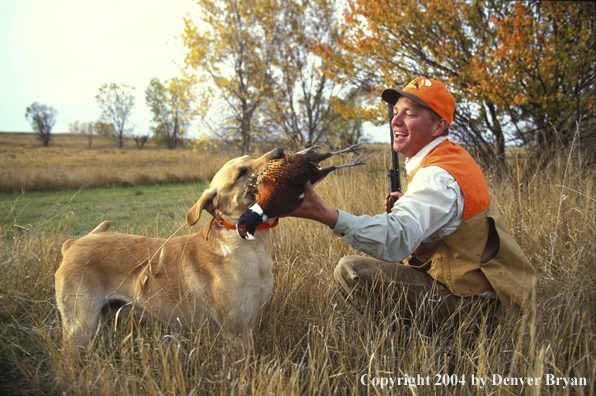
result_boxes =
[388,169,396,193]
[388,103,401,194]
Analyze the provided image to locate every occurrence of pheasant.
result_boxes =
[237,144,368,240]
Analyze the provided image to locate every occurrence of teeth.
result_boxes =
[395,132,407,137]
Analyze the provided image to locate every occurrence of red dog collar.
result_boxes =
[216,218,278,230]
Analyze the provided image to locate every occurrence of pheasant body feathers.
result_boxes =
[237,144,368,239]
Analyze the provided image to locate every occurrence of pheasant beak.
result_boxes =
[236,224,256,240]
[237,224,246,238]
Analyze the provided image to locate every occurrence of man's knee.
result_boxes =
[334,256,360,286]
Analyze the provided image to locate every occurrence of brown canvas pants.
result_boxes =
[334,255,499,329]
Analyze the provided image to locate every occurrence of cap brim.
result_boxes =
[381,88,431,109]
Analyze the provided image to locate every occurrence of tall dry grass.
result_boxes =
[0,143,594,395]
[0,132,283,192]
[0,146,231,192]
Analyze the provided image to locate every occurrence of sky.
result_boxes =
[0,0,200,135]
[0,0,388,142]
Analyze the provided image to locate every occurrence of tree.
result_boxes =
[312,0,596,172]
[93,121,116,138]
[183,0,357,153]
[25,102,57,147]
[467,1,596,163]
[69,120,95,149]
[95,83,135,149]
[145,76,197,149]
[182,0,291,154]
[69,120,81,134]
[133,133,149,150]
[327,88,367,147]
[262,0,361,150]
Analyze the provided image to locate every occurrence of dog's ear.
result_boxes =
[187,188,217,226]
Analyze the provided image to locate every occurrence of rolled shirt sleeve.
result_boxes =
[332,166,463,263]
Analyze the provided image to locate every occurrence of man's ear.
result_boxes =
[432,119,449,137]
[186,188,217,226]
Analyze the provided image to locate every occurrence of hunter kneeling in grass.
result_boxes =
[288,77,537,329]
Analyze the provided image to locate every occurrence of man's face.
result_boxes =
[392,97,445,159]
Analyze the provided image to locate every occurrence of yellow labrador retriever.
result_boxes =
[55,148,284,352]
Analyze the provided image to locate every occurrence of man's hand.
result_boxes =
[282,182,339,228]
[385,191,403,214]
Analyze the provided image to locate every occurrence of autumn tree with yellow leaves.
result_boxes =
[95,83,135,149]
[182,0,285,154]
[182,0,363,153]
[261,0,364,150]
[146,75,197,149]
[312,0,595,171]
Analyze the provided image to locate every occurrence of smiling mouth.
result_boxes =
[395,132,408,137]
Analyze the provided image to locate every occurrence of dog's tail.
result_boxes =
[90,221,112,235]
[61,221,113,256]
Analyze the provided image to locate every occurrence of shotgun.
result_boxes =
[387,102,401,213]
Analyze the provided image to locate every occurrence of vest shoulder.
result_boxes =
[421,140,490,218]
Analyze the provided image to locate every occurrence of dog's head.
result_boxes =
[186,148,285,226]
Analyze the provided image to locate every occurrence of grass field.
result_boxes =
[0,133,594,395]
[0,132,236,193]
[1,182,206,237]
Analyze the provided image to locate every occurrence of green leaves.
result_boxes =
[24,102,57,147]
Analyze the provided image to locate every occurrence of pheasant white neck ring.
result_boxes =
[237,203,271,240]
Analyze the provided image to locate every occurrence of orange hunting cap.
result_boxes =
[382,77,455,125]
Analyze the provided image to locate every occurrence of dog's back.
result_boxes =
[61,220,112,256]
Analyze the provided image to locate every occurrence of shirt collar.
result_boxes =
[405,136,448,176]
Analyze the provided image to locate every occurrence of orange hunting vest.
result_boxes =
[408,140,490,219]
[404,140,537,313]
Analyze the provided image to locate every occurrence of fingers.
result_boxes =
[280,182,314,218]
[385,199,393,214]
[385,193,393,214]
[385,191,402,199]
[304,181,314,193]
[385,191,403,213]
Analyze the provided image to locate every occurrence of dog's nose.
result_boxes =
[271,147,285,160]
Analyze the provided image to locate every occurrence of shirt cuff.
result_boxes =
[332,210,356,237]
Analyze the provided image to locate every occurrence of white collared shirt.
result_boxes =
[333,137,464,263]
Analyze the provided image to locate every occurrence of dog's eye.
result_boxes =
[237,168,247,180]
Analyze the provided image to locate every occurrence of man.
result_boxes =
[289,77,537,327]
